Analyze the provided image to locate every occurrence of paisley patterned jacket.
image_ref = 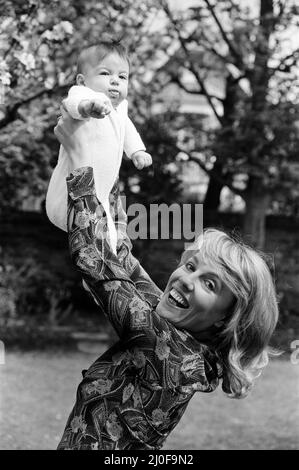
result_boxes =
[57,167,220,450]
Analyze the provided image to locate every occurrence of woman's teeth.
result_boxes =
[168,288,188,308]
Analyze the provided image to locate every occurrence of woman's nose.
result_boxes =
[180,274,194,292]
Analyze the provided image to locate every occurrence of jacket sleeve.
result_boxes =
[66,168,220,394]
[64,86,110,120]
[66,166,158,338]
[123,116,146,159]
[111,187,162,306]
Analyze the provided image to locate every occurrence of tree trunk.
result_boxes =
[204,161,223,210]
[243,0,274,249]
[243,176,270,249]
[204,74,240,210]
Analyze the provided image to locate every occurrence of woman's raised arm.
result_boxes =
[67,165,159,339]
[54,112,161,339]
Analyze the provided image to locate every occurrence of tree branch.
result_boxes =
[171,75,224,101]
[269,48,299,75]
[206,45,229,64]
[180,26,229,65]
[172,142,243,197]
[203,0,244,69]
[161,0,223,125]
[0,83,71,130]
[276,0,286,22]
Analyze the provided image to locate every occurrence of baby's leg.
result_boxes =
[45,147,68,232]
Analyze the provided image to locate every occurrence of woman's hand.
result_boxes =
[54,102,99,171]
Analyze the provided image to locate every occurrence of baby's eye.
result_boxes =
[99,71,109,75]
[119,74,128,80]
[204,279,216,292]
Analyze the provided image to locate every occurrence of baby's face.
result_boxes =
[81,52,129,108]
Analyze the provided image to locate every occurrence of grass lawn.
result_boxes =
[0,350,298,450]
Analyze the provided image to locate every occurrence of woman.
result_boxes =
[54,109,279,450]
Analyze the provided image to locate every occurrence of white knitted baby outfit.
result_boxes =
[46,85,145,254]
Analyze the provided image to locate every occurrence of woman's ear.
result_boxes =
[76,74,85,86]
[214,320,225,328]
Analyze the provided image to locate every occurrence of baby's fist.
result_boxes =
[132,151,152,170]
[78,98,111,119]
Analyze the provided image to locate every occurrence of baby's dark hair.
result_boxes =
[77,40,129,74]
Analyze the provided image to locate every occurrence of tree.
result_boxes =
[0,0,182,214]
[159,0,299,248]
[1,0,299,249]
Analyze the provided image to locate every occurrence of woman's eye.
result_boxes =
[204,279,216,292]
[185,262,194,271]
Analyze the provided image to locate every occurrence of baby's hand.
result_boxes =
[78,98,111,119]
[131,150,152,170]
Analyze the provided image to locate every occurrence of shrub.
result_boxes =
[0,254,74,329]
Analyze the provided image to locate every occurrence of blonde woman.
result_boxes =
[54,110,279,450]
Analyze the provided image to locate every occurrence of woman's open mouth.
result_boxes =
[168,288,189,309]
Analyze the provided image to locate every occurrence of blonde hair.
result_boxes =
[181,228,279,399]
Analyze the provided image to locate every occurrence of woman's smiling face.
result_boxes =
[156,253,235,333]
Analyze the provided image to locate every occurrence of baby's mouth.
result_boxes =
[109,89,119,98]
[168,288,189,309]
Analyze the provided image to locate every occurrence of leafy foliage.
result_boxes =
[0,253,74,327]
[154,0,299,247]
[1,0,299,333]
[0,0,182,213]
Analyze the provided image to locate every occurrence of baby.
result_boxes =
[46,41,152,254]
